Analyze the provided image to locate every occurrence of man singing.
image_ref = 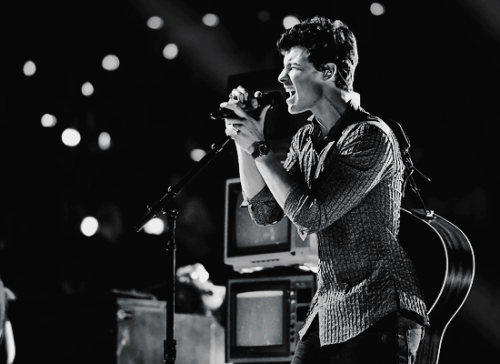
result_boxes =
[221,16,428,364]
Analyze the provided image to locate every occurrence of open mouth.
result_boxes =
[285,87,296,100]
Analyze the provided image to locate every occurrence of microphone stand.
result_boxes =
[133,136,233,364]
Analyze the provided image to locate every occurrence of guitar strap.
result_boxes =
[383,118,433,217]
[324,104,432,217]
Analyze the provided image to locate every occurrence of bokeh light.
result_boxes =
[143,217,165,235]
[23,61,36,76]
[41,114,57,127]
[82,82,94,96]
[163,43,179,60]
[190,148,206,162]
[258,10,271,22]
[61,128,81,147]
[81,216,99,237]
[283,15,300,29]
[98,132,111,150]
[102,55,120,71]
[202,13,219,27]
[147,16,163,29]
[370,2,386,16]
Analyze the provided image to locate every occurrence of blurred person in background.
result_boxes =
[0,279,15,364]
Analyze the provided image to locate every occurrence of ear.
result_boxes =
[321,63,337,81]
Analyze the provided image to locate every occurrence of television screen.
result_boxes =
[231,186,290,254]
[224,178,318,272]
[226,274,316,363]
[235,290,284,347]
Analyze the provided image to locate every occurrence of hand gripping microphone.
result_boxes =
[210,90,283,120]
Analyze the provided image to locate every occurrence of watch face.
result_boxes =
[258,142,270,155]
[252,141,270,159]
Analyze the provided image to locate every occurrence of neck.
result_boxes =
[312,89,352,136]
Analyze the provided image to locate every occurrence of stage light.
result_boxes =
[98,131,111,150]
[102,55,120,71]
[202,13,219,27]
[190,148,206,162]
[163,43,179,60]
[370,2,386,16]
[81,216,99,237]
[82,82,94,96]
[23,61,36,76]
[61,128,81,147]
[41,114,57,127]
[143,217,165,235]
[147,16,163,29]
[283,15,300,29]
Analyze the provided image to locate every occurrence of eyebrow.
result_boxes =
[285,60,301,68]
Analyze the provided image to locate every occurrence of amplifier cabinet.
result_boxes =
[12,295,224,364]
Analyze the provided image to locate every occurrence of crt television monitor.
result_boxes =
[224,178,318,272]
[226,274,316,363]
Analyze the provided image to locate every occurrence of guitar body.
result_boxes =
[399,208,475,364]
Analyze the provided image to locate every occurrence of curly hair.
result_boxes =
[276,17,359,92]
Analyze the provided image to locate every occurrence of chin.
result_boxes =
[288,104,307,115]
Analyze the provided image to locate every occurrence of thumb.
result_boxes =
[219,101,250,120]
[258,104,272,122]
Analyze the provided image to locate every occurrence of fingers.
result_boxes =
[224,115,243,134]
[223,85,249,120]
[225,124,240,138]
[222,85,270,124]
[229,85,248,104]
[220,100,250,119]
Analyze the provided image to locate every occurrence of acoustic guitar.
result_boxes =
[399,208,475,364]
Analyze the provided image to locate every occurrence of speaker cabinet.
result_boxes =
[12,295,224,364]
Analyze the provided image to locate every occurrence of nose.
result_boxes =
[278,68,289,85]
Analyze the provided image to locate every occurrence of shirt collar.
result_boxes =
[307,99,362,145]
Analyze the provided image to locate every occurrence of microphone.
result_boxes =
[210,90,283,120]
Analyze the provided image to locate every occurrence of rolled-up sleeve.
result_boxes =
[244,185,285,226]
[284,122,395,235]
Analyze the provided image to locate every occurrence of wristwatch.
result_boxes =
[251,141,271,159]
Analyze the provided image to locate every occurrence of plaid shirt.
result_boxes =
[245,104,428,345]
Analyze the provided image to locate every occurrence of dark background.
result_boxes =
[1,0,498,362]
